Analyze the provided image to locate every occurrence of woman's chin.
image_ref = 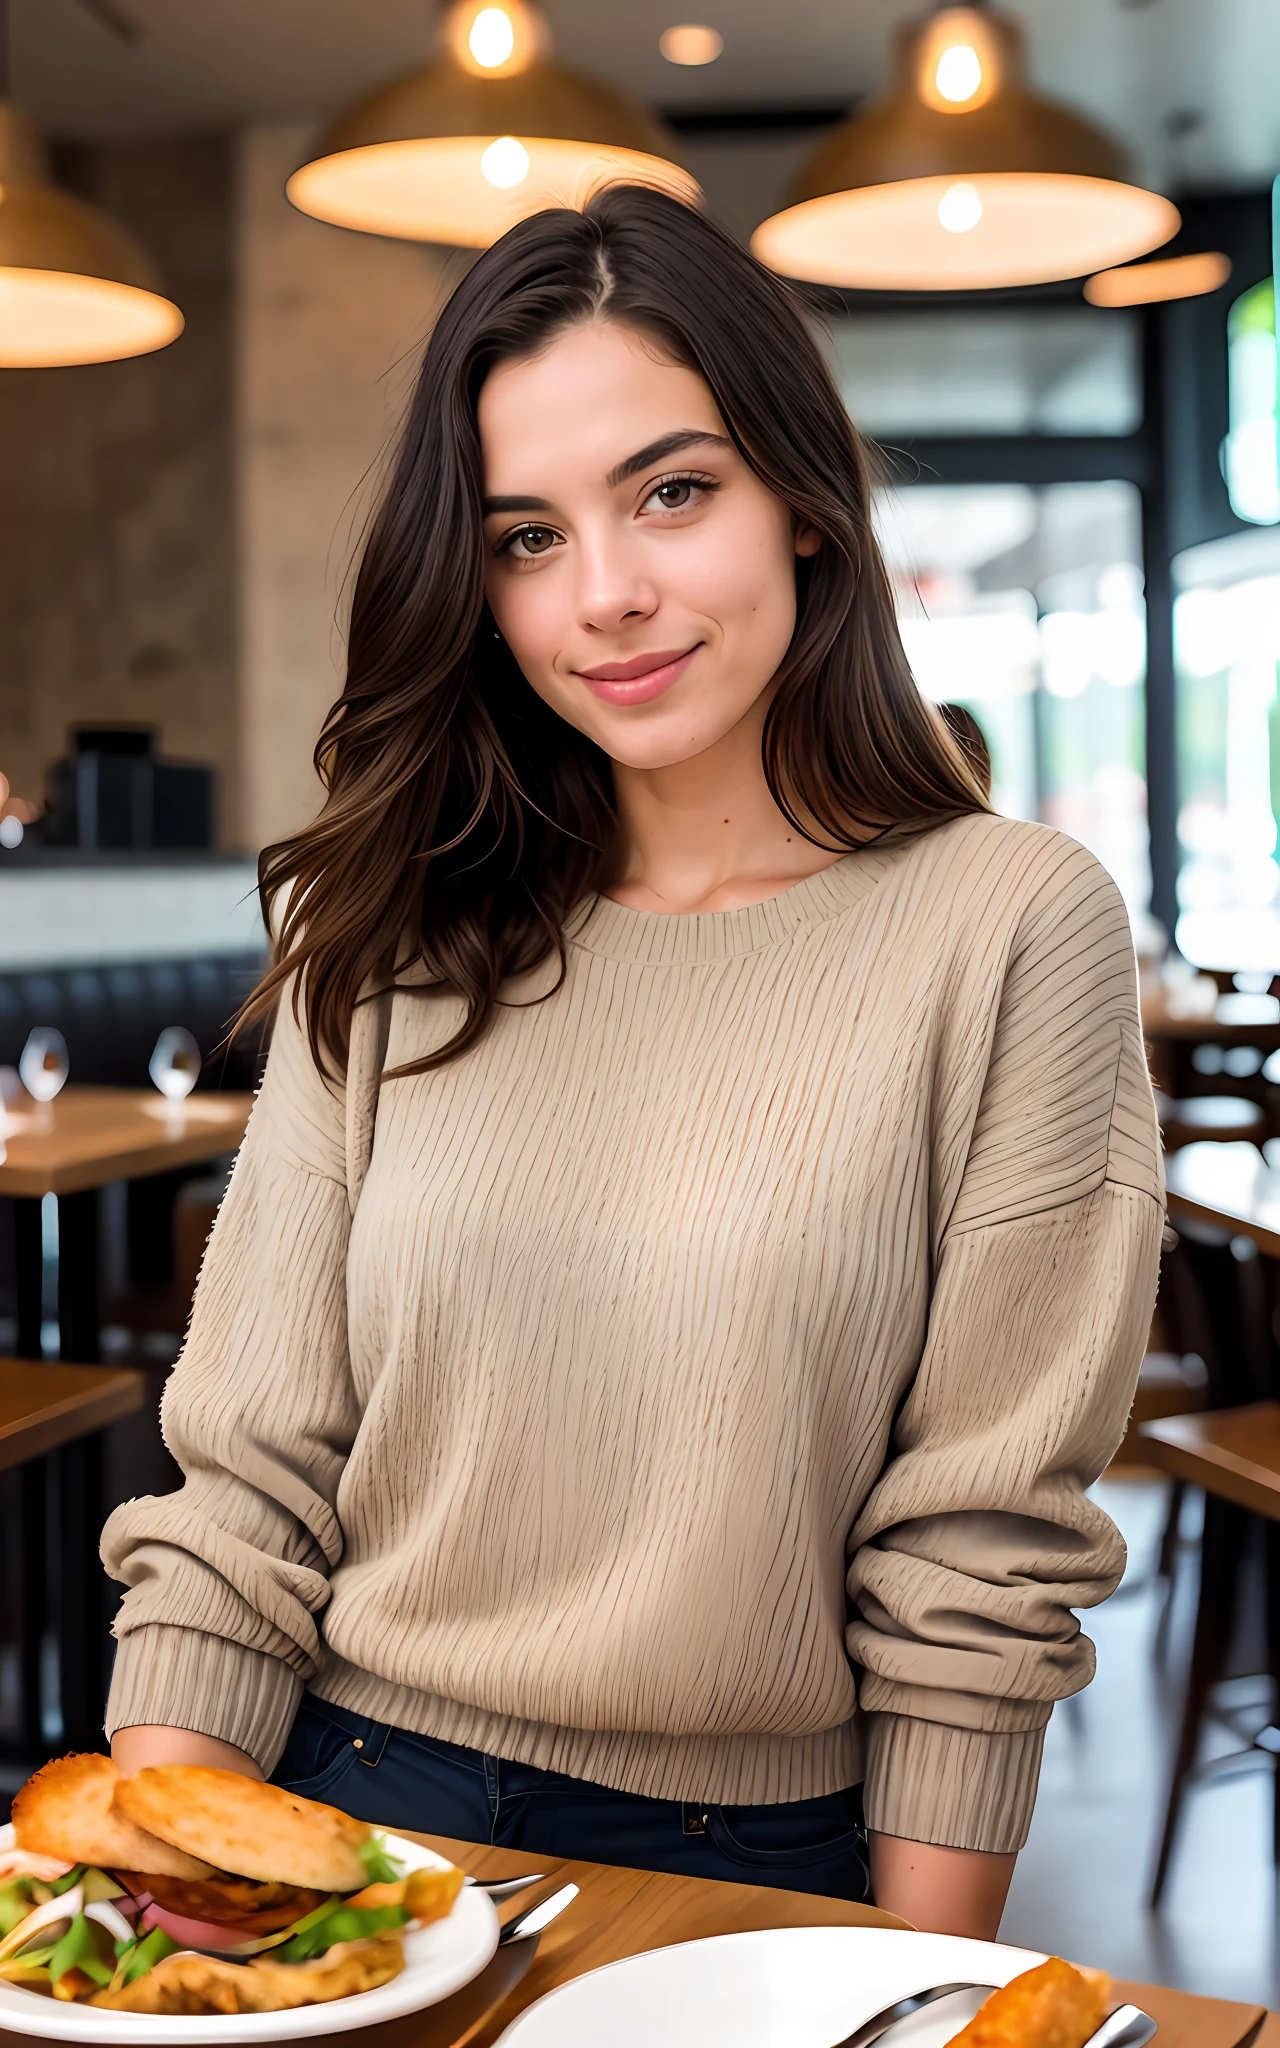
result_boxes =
[584,701,767,776]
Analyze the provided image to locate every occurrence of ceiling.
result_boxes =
[8,0,1280,195]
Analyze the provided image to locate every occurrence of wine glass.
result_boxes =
[19,1026,69,1105]
[149,1026,202,1104]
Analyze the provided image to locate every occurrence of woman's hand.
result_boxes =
[869,1833,1016,1938]
[111,1726,263,1779]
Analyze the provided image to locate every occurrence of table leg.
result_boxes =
[18,1463,46,1755]
[53,1189,107,1751]
[56,1190,100,1364]
[9,1199,47,1755]
[13,1197,42,1361]
[55,1434,106,1753]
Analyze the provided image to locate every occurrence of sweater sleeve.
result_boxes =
[101,988,363,1773]
[847,839,1164,1854]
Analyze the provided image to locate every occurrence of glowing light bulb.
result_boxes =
[469,6,515,67]
[937,181,983,233]
[481,136,530,189]
[659,24,724,65]
[935,42,982,103]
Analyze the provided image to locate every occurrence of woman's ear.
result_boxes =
[794,521,823,559]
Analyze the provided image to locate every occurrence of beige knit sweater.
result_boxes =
[103,813,1163,1854]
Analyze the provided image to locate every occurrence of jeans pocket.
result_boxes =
[272,1697,368,1800]
[706,1803,869,1879]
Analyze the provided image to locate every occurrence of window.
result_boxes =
[1174,527,1280,969]
[1223,278,1279,527]
[879,481,1150,918]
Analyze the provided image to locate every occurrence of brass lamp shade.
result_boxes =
[287,22,697,246]
[0,106,184,367]
[752,11,1179,290]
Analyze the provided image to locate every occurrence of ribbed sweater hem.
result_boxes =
[863,1713,1046,1853]
[106,1625,302,1774]
[312,1657,865,1806]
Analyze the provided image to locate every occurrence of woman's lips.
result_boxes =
[575,645,699,706]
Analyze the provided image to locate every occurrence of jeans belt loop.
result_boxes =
[352,1718,393,1767]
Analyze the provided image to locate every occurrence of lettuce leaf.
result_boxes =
[48,1914,114,1991]
[118,1927,180,1988]
[276,1900,408,1962]
[357,1834,403,1885]
[0,1883,34,1938]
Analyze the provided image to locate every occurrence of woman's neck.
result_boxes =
[604,699,845,916]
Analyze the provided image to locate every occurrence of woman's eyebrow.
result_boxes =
[606,429,731,488]
[480,430,730,515]
[482,492,554,514]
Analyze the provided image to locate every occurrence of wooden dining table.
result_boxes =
[0,1086,252,1758]
[1164,1142,1280,1261]
[313,1833,1274,2048]
[0,1831,1256,2046]
[1142,984,1280,1098]
[0,1357,143,1770]
[0,1086,253,1358]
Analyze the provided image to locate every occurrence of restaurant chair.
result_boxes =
[1141,1404,1280,1905]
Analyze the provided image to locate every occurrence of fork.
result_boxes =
[463,1871,547,1900]
[826,1982,1156,2048]
[826,1979,998,2048]
[496,1881,579,1946]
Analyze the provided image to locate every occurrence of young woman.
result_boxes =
[105,186,1163,1939]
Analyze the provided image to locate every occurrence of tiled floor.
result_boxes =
[1002,1475,1280,2006]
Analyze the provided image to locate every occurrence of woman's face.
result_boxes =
[478,319,820,773]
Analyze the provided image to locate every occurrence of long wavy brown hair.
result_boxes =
[243,182,987,1077]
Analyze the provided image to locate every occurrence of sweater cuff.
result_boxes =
[863,1712,1045,1853]
[106,1624,303,1777]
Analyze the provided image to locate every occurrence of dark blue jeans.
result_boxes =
[273,1694,870,1902]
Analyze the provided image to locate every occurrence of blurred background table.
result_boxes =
[0,1088,251,1765]
[0,1087,252,1359]
[0,1357,142,1767]
[1165,1142,1280,1261]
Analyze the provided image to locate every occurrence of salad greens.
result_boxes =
[0,1884,35,1939]
[48,1914,115,1993]
[277,1899,409,1963]
[0,1841,422,2000]
[118,1927,180,1989]
[356,1834,404,1885]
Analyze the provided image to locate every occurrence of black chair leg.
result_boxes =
[1151,1492,1249,1907]
[1157,1479,1186,1580]
[1265,1521,1280,1866]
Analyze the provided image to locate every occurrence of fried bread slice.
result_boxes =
[91,1936,404,2014]
[12,1755,213,1881]
[114,1766,370,1892]
[949,1958,1111,2048]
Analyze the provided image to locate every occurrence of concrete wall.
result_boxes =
[0,135,237,840]
[235,125,457,851]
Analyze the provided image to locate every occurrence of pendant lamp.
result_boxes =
[752,5,1179,291]
[287,0,697,249]
[0,3,183,370]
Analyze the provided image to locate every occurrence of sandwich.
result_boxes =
[0,1753,464,2014]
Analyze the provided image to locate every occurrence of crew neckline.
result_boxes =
[569,845,894,965]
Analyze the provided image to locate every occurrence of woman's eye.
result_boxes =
[641,473,717,517]
[511,525,558,556]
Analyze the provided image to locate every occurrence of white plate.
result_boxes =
[0,1826,499,2045]
[495,1924,1050,2048]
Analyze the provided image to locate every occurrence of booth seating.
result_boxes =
[0,953,263,1091]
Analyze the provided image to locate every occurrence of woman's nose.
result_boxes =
[575,535,658,633]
